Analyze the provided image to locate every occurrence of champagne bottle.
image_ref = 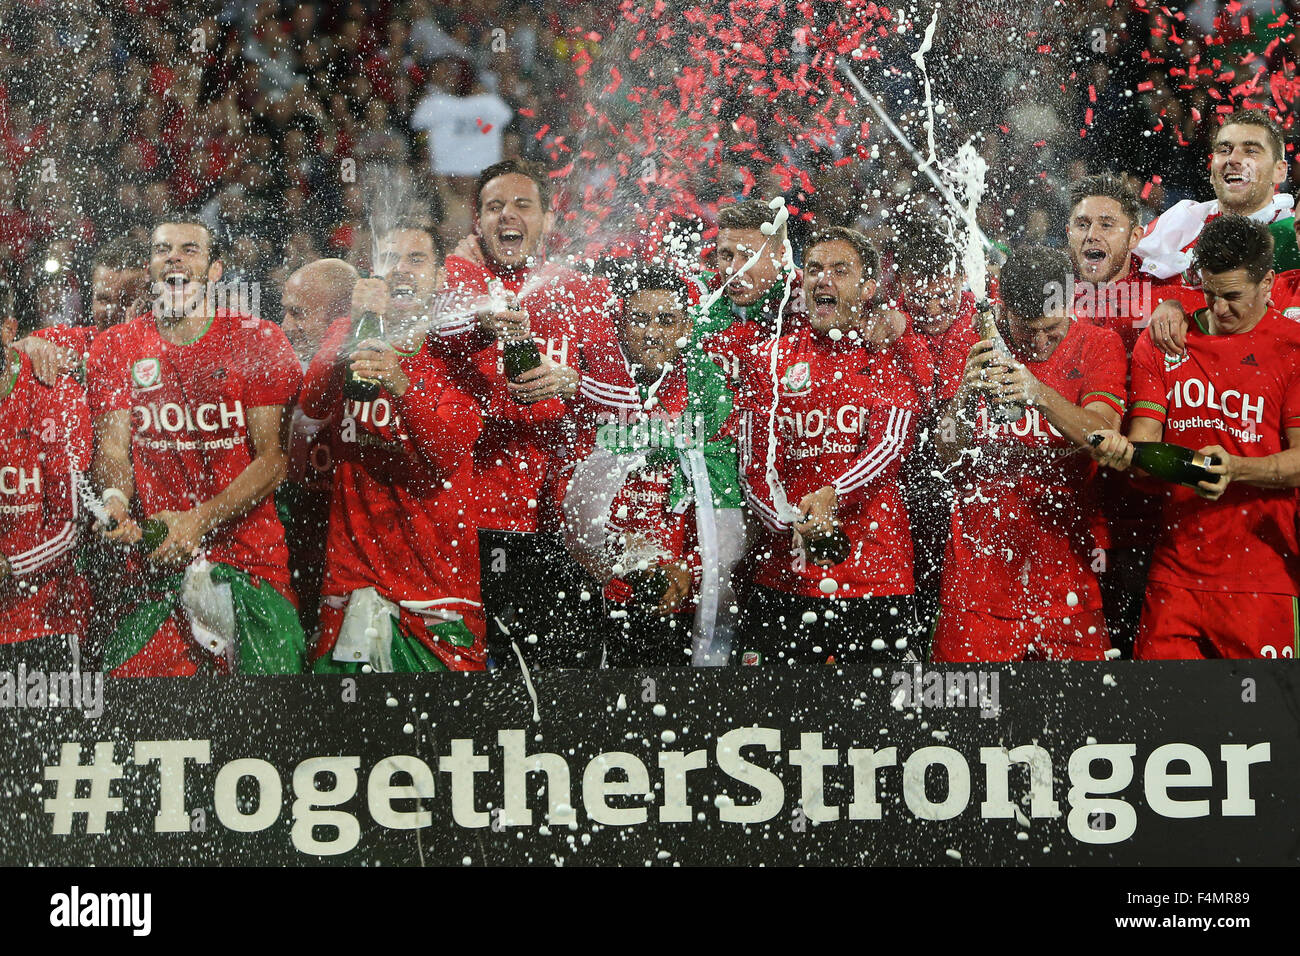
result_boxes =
[91,484,171,556]
[1087,434,1222,486]
[1132,441,1221,486]
[345,267,384,402]
[104,514,169,554]
[503,336,542,381]
[498,288,540,383]
[806,528,852,567]
[972,299,1026,424]
[139,517,169,553]
[629,566,671,611]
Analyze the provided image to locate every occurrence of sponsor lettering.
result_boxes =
[0,465,40,495]
[134,400,246,434]
[980,406,1063,440]
[1169,379,1264,425]
[777,404,869,439]
[344,397,410,440]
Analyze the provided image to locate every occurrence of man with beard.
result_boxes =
[1067,173,1184,655]
[437,158,621,669]
[87,218,305,676]
[1147,110,1299,355]
[1138,109,1299,281]
[561,261,743,666]
[694,199,808,385]
[1069,173,1174,355]
[1091,217,1300,659]
[933,246,1126,662]
[892,223,978,643]
[16,238,150,385]
[735,227,930,666]
[301,220,486,672]
[278,257,358,639]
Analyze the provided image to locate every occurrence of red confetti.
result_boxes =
[572,48,592,78]
[602,66,623,95]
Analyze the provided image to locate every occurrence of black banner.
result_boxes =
[0,664,1296,865]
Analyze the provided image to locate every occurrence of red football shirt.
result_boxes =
[302,315,488,665]
[1130,308,1300,595]
[0,351,91,641]
[738,326,932,599]
[33,324,98,360]
[1072,256,1178,551]
[940,320,1126,618]
[86,309,302,590]
[435,256,622,532]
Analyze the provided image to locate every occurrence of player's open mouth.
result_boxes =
[165,272,189,287]
[390,284,414,298]
[814,293,838,315]
[1222,171,1252,187]
[1083,248,1107,263]
[498,229,524,254]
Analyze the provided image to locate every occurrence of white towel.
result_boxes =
[180,557,236,666]
[1135,194,1294,280]
[332,587,398,672]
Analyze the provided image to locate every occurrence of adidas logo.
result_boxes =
[1242,353,1259,366]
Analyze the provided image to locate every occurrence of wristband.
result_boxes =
[101,487,129,509]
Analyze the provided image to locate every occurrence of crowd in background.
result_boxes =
[0,0,1296,332]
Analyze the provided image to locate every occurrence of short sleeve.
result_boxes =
[1079,326,1127,417]
[1128,331,1168,425]
[241,320,303,408]
[85,327,130,418]
[34,325,93,356]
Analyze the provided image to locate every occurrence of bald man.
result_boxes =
[278,258,358,637]
[282,258,359,367]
